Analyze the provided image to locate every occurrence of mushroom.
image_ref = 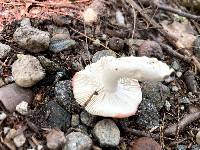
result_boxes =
[72,56,173,118]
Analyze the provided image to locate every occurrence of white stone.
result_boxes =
[3,127,10,135]
[13,133,26,147]
[176,71,182,78]
[0,43,11,59]
[0,111,7,120]
[16,101,28,115]
[196,131,200,145]
[172,86,179,92]
[12,55,45,87]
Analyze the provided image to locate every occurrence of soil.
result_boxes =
[0,0,200,150]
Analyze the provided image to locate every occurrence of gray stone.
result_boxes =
[177,145,187,150]
[71,114,80,127]
[179,97,190,104]
[37,56,60,73]
[80,110,96,127]
[55,80,80,113]
[40,100,71,129]
[136,99,160,129]
[46,129,66,149]
[20,18,31,27]
[92,50,116,63]
[93,119,120,147]
[13,133,26,147]
[142,81,170,110]
[194,36,200,60]
[171,86,179,92]
[12,55,45,87]
[48,25,70,36]
[171,60,180,71]
[191,145,200,150]
[63,132,92,150]
[0,43,11,59]
[49,39,76,53]
[13,26,50,53]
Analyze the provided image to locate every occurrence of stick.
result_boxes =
[164,112,200,136]
[155,4,200,21]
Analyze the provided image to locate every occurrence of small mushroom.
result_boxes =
[72,56,173,118]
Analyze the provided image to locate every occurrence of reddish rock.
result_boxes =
[0,83,33,112]
[138,40,163,59]
[132,137,161,150]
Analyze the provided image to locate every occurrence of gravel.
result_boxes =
[142,81,171,110]
[136,99,160,129]
[93,119,120,147]
[92,50,116,63]
[71,114,80,127]
[13,133,26,147]
[13,25,50,53]
[63,132,92,150]
[80,110,96,127]
[0,43,11,59]
[12,55,45,87]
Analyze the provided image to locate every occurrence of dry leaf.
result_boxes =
[161,19,196,49]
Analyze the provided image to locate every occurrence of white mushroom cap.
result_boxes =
[72,56,173,118]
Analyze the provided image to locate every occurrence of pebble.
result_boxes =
[177,145,187,150]
[80,110,96,127]
[193,36,200,60]
[13,25,50,53]
[171,86,179,92]
[0,78,5,87]
[108,37,124,51]
[142,81,170,110]
[136,99,160,129]
[39,100,71,129]
[191,145,200,150]
[12,54,45,87]
[55,80,80,113]
[0,111,7,121]
[13,133,26,147]
[165,100,171,111]
[3,127,10,135]
[37,56,60,73]
[20,18,31,27]
[92,50,116,63]
[63,132,92,150]
[93,39,101,47]
[46,129,66,149]
[16,101,28,115]
[184,70,198,93]
[0,43,11,59]
[49,39,76,53]
[93,119,120,147]
[164,76,175,83]
[71,114,80,127]
[48,25,70,36]
[0,83,33,112]
[138,40,163,59]
[196,131,200,145]
[6,129,16,140]
[125,39,144,56]
[52,15,71,26]
[179,97,190,104]
[176,71,182,78]
[131,137,161,150]
[171,60,180,71]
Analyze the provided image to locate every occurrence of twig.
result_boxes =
[155,3,200,21]
[125,128,160,140]
[159,43,191,63]
[164,112,200,136]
